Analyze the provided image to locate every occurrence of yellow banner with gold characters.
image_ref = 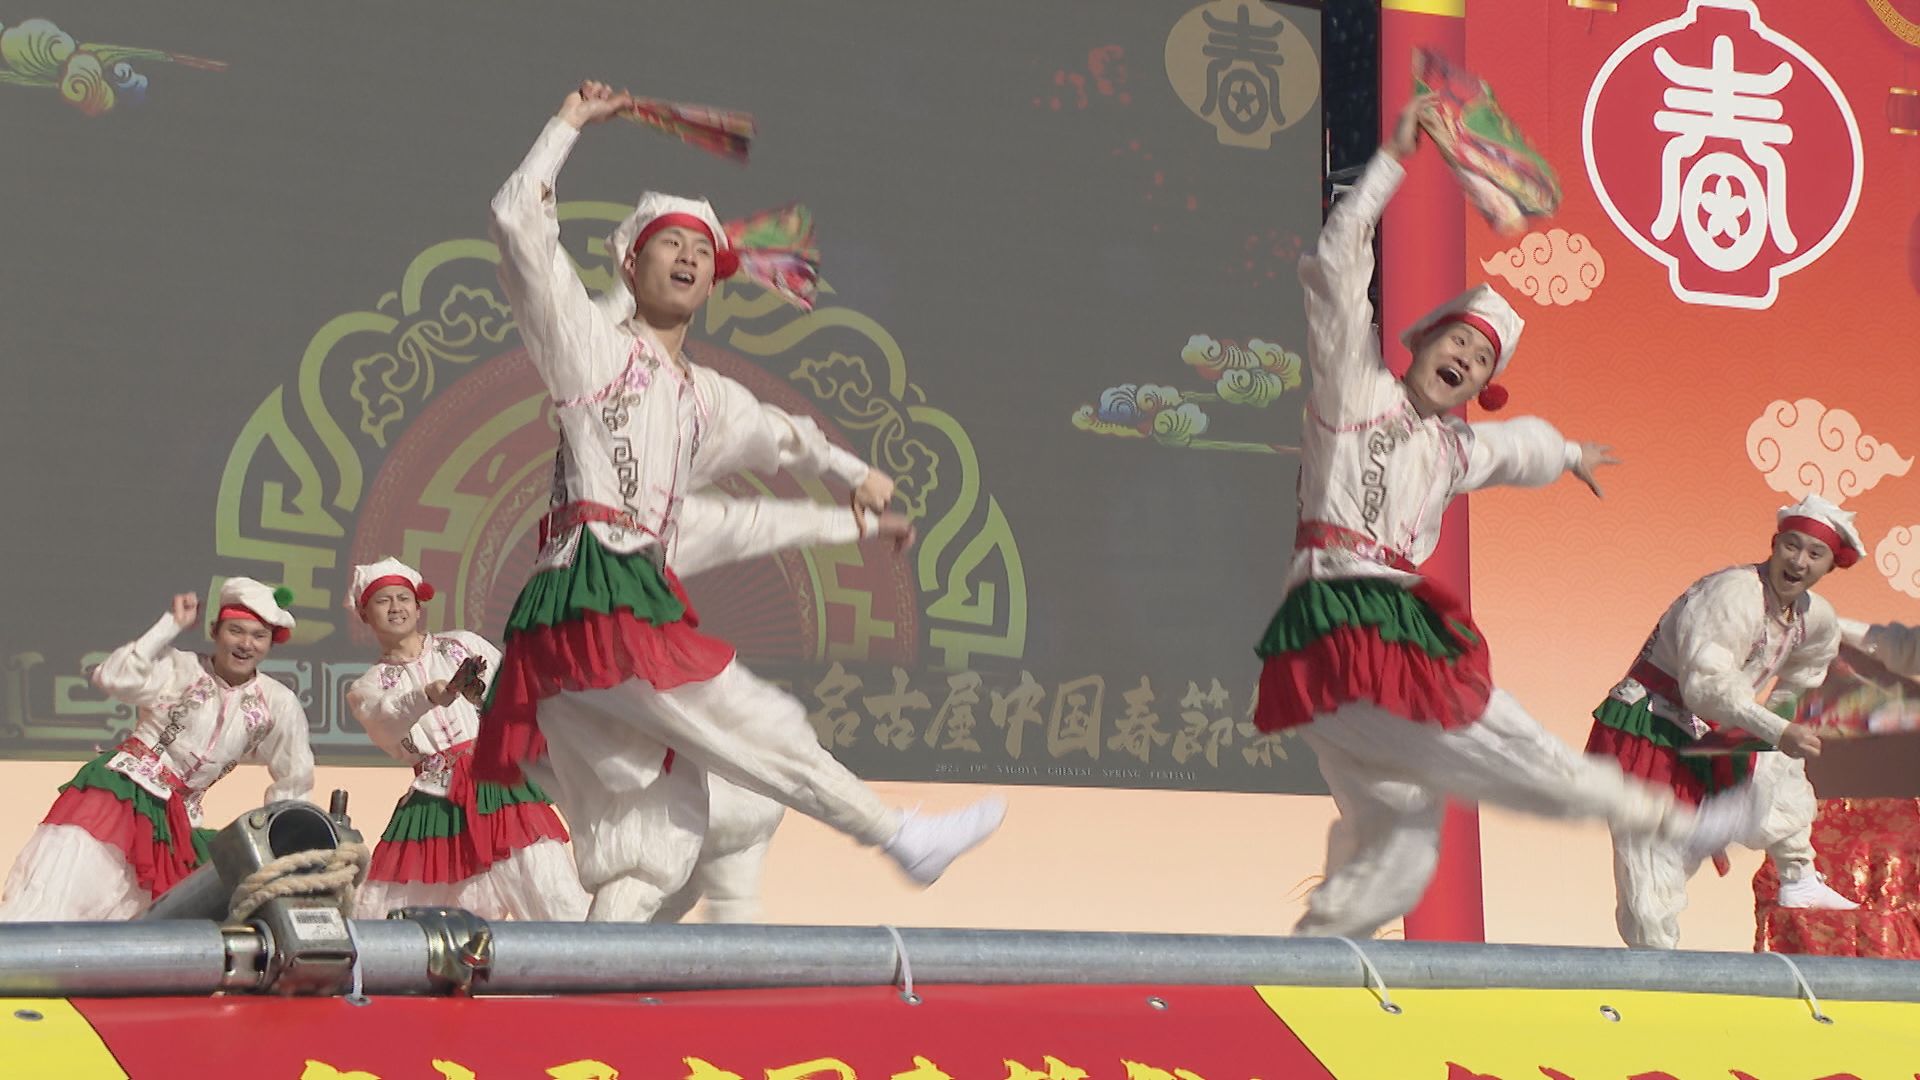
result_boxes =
[1258,984,1920,1078]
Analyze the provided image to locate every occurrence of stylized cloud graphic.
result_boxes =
[1746,398,1912,505]
[1876,525,1920,600]
[1479,228,1606,307]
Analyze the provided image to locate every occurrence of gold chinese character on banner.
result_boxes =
[1047,675,1105,760]
[808,663,865,748]
[990,671,1048,758]
[867,667,931,751]
[925,671,986,753]
[1174,678,1236,768]
[1107,676,1171,763]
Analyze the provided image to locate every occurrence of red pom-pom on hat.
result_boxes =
[416,582,436,602]
[1477,383,1510,411]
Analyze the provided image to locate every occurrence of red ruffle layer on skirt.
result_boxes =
[41,784,199,897]
[1584,725,1740,808]
[366,754,573,886]
[475,606,733,783]
[1254,580,1492,734]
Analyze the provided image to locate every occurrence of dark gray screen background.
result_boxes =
[0,3,1326,793]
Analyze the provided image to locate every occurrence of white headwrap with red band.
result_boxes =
[601,192,734,324]
[348,557,436,611]
[1777,494,1863,569]
[598,190,821,325]
[211,577,297,645]
[1399,283,1526,410]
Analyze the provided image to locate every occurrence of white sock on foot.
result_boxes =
[1776,873,1859,911]
[883,797,1007,886]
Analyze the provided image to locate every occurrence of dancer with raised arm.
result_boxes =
[476,81,1002,921]
[1253,95,1761,939]
[0,579,312,920]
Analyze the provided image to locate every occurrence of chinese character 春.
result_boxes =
[1106,676,1170,764]
[1047,675,1105,760]
[807,662,864,749]
[866,667,930,751]
[1650,34,1796,272]
[1200,4,1289,135]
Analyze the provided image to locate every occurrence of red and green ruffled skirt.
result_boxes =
[473,529,735,784]
[366,744,573,886]
[1253,576,1493,733]
[38,752,217,898]
[1585,696,1756,806]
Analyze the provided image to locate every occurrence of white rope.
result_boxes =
[881,924,917,1003]
[1767,951,1832,1024]
[224,842,371,927]
[343,916,370,1007]
[1330,936,1400,1014]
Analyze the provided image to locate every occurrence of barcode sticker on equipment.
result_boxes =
[288,907,346,941]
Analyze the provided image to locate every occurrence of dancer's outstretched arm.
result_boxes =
[1458,418,1618,497]
[675,493,914,578]
[690,369,896,514]
[1298,96,1429,422]
[489,81,632,402]
[91,595,196,707]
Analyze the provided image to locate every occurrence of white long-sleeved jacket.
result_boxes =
[93,614,313,824]
[1289,150,1579,593]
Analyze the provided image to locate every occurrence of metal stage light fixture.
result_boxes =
[144,790,365,995]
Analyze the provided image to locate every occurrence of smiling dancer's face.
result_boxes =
[1404,321,1495,417]
[1765,530,1836,607]
[624,226,716,325]
[210,617,270,684]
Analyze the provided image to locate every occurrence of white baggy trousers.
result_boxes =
[1295,691,1695,939]
[1608,751,1815,949]
[526,659,897,921]
[653,778,785,925]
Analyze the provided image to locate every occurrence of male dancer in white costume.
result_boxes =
[1586,496,1862,949]
[475,81,1002,921]
[1251,95,1761,938]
